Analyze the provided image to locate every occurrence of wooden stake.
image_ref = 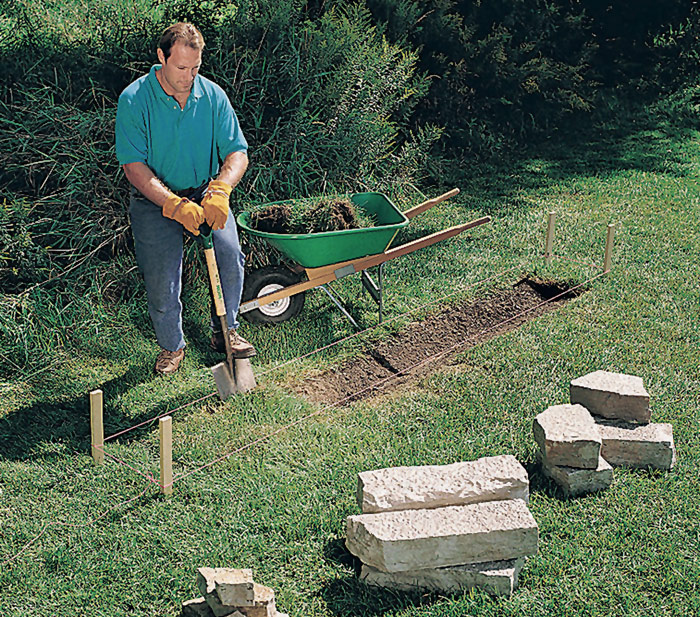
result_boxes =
[90,389,104,465]
[545,211,556,265]
[159,416,173,495]
[604,223,616,272]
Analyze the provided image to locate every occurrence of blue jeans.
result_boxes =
[129,190,245,351]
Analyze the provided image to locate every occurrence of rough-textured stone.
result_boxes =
[235,607,273,617]
[570,371,650,423]
[361,558,524,597]
[541,454,613,496]
[198,581,275,617]
[231,584,276,617]
[356,455,529,514]
[346,499,538,573]
[182,597,215,617]
[218,569,254,606]
[196,568,255,607]
[533,404,601,469]
[598,421,676,470]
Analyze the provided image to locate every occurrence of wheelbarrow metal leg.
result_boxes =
[360,264,385,324]
[319,283,360,330]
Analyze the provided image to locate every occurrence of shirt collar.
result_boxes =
[148,65,203,102]
[191,74,203,99]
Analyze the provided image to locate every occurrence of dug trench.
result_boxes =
[292,276,585,405]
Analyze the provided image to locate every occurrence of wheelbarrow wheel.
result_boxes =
[241,266,305,324]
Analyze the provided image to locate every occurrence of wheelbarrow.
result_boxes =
[236,189,490,327]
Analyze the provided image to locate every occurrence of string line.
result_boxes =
[1,484,153,568]
[167,269,607,485]
[103,263,526,443]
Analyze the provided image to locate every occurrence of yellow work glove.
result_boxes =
[162,193,206,236]
[200,179,232,231]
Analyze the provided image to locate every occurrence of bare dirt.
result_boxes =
[293,277,583,405]
[249,202,293,233]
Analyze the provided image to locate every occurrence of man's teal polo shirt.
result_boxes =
[115,65,248,192]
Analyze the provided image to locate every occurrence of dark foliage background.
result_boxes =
[0,0,699,375]
[364,0,700,152]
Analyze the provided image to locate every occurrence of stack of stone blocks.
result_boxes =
[345,455,539,597]
[182,568,287,617]
[534,370,676,496]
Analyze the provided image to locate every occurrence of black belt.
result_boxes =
[175,180,209,201]
[130,180,210,203]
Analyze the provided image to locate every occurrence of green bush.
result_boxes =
[0,199,51,293]
[364,0,597,155]
[363,0,700,156]
[0,0,435,376]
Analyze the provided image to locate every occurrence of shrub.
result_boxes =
[364,0,598,156]
[363,0,700,156]
[0,199,51,294]
[0,0,435,376]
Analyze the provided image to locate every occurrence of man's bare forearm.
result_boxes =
[122,161,173,208]
[216,151,248,189]
[123,152,247,207]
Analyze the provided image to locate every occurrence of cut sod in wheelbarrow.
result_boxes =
[237,189,491,326]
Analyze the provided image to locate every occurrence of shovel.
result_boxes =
[198,224,257,400]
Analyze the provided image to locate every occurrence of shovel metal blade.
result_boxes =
[211,359,257,400]
[233,358,257,393]
[212,361,238,400]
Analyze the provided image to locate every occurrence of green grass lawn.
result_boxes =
[1,103,699,616]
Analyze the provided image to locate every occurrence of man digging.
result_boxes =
[115,22,256,374]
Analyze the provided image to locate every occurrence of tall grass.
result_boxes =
[0,0,438,378]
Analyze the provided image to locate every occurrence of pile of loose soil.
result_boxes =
[292,276,585,405]
[248,197,375,235]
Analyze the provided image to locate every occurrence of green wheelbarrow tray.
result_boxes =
[236,192,409,268]
[237,188,492,326]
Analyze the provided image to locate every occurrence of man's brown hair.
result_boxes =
[159,22,205,60]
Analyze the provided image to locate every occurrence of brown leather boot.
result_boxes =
[154,347,185,374]
[210,330,257,359]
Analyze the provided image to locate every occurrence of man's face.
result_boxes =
[157,42,202,95]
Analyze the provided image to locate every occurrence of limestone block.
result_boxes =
[570,371,650,423]
[182,597,215,617]
[217,569,255,606]
[541,454,613,496]
[202,590,241,617]
[231,585,276,617]
[357,455,529,514]
[361,557,524,597]
[533,404,601,469]
[196,569,260,612]
[196,577,275,617]
[598,421,676,470]
[346,499,538,573]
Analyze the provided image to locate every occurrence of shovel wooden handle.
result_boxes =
[204,247,226,317]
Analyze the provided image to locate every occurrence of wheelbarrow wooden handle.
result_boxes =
[403,188,460,219]
[239,214,491,316]
[306,215,492,281]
